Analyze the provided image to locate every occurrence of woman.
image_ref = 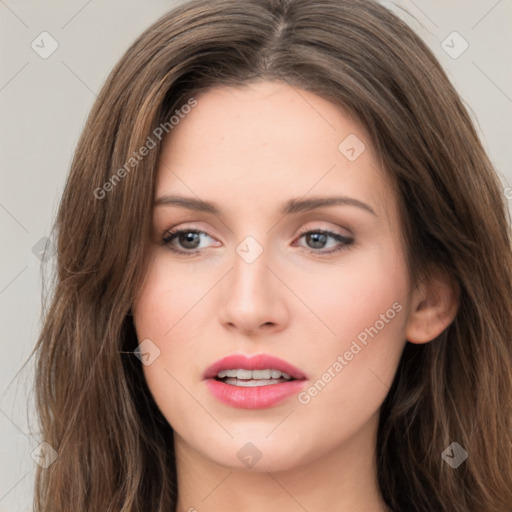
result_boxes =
[33,0,512,510]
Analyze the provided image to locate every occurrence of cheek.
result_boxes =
[291,238,408,341]
[292,240,409,384]
[131,256,219,405]
[132,262,205,429]
[292,241,408,404]
[132,255,214,342]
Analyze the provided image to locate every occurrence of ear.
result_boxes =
[406,268,459,344]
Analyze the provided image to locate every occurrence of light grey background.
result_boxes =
[1,1,511,510]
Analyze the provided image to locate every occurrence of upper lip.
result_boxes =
[203,353,307,380]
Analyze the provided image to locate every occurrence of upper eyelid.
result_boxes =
[163,225,349,238]
[161,218,353,237]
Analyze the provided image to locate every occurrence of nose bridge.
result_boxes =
[230,234,272,303]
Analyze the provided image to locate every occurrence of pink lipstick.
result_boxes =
[203,353,308,409]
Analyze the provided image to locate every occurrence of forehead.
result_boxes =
[154,81,395,222]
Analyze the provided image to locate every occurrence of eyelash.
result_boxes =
[159,227,354,257]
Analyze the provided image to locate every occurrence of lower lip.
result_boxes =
[205,378,307,409]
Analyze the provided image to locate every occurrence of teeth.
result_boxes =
[236,369,252,380]
[217,369,237,378]
[216,368,293,380]
[252,369,271,379]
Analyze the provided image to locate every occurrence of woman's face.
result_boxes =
[132,80,412,472]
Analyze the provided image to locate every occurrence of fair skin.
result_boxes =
[132,80,457,512]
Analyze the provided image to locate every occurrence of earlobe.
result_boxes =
[406,270,459,344]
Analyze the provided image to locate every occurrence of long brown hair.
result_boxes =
[32,0,512,510]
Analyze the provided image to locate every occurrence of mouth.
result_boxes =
[203,353,308,409]
[203,353,307,382]
[214,368,296,387]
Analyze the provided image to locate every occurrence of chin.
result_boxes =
[187,430,316,473]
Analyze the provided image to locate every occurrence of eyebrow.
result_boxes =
[154,194,377,216]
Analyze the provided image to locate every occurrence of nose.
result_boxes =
[217,241,289,336]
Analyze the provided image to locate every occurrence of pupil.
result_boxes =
[307,232,326,249]
[181,232,200,249]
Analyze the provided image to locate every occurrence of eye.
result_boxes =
[293,229,354,255]
[160,228,218,256]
